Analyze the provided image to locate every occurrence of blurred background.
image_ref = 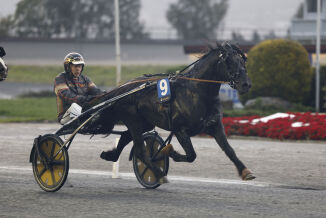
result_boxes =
[0,0,306,65]
[0,0,325,123]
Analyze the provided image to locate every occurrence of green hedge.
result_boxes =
[241,39,313,105]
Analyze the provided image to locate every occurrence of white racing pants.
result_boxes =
[60,103,82,125]
[0,57,7,71]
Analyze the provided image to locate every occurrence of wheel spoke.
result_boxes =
[52,160,65,166]
[140,166,149,179]
[38,147,49,162]
[152,156,165,162]
[38,166,47,177]
[50,168,56,184]
[149,136,156,156]
[50,140,56,158]
[37,152,49,169]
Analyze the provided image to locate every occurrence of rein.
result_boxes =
[98,74,229,103]
[119,57,229,86]
[106,46,237,96]
[118,75,228,87]
[177,77,228,84]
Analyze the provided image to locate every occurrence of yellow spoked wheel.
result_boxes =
[31,134,69,192]
[133,132,169,189]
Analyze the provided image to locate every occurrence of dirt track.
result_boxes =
[1,123,326,217]
[1,123,325,189]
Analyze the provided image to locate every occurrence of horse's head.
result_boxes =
[218,42,251,94]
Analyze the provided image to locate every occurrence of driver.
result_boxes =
[54,52,104,124]
[0,46,8,81]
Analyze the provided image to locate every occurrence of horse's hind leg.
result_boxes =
[100,121,155,162]
[100,130,132,162]
[120,114,165,180]
[169,129,197,163]
[206,121,255,180]
[130,127,166,180]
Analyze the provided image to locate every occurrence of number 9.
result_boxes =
[159,79,168,96]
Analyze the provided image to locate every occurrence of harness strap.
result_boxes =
[117,76,228,87]
[177,77,228,84]
[119,78,159,86]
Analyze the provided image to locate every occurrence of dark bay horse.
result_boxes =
[88,42,254,181]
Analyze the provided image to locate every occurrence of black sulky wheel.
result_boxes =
[132,132,169,189]
[31,134,69,192]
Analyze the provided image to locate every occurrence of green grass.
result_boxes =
[6,65,185,86]
[0,97,57,122]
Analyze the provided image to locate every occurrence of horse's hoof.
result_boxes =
[100,150,118,162]
[241,168,256,181]
[159,176,169,184]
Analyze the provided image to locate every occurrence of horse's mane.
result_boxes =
[180,42,246,78]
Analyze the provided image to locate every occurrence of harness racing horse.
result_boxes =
[88,42,255,181]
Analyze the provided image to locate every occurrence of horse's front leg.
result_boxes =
[169,129,197,163]
[205,121,255,180]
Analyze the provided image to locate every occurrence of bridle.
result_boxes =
[217,44,247,89]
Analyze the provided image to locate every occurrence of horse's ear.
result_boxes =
[231,44,247,61]
[217,41,233,62]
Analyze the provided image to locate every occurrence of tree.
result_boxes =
[166,0,228,40]
[251,30,261,43]
[0,15,14,38]
[264,30,276,40]
[118,0,148,40]
[231,31,246,43]
[12,0,147,40]
[14,0,51,38]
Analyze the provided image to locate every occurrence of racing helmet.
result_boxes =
[63,52,85,73]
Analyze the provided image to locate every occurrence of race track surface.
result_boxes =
[0,123,325,217]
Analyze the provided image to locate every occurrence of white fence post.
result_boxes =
[112,138,120,178]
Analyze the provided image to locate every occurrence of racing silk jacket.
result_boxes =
[54,72,103,121]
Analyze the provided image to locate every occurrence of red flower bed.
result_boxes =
[222,112,326,140]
